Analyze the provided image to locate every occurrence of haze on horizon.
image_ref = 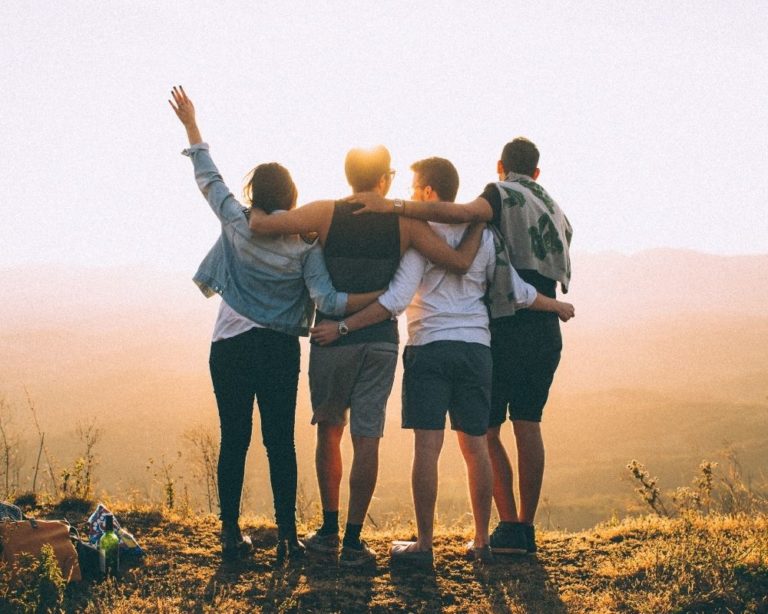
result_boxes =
[2,2,768,273]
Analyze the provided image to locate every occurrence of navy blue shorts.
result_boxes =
[402,341,491,436]
[490,311,562,424]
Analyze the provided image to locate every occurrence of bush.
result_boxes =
[0,544,65,613]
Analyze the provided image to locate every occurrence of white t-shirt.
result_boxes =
[378,224,497,347]
[211,300,265,342]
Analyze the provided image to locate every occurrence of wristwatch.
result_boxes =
[392,198,405,214]
[338,320,350,336]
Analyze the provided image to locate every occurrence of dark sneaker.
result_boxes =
[524,524,537,555]
[489,522,528,555]
[465,541,494,565]
[390,541,433,567]
[276,536,306,563]
[220,525,253,561]
[304,530,340,555]
[339,540,376,567]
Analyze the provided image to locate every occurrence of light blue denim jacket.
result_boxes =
[184,143,348,337]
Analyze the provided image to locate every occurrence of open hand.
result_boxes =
[169,85,196,127]
[344,191,390,215]
[310,320,341,345]
[556,301,575,322]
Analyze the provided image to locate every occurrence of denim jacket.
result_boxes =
[183,143,348,337]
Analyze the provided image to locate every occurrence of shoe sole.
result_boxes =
[491,546,529,555]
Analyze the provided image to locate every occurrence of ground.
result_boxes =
[3,503,768,613]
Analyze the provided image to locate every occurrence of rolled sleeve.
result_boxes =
[182,142,246,224]
[377,249,426,316]
[510,266,538,308]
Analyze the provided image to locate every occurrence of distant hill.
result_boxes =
[1,249,766,529]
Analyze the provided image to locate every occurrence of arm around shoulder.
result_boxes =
[249,200,333,236]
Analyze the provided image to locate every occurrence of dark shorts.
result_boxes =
[490,311,562,424]
[402,341,491,436]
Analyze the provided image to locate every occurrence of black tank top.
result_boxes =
[315,201,401,346]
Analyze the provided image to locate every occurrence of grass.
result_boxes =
[3,503,767,613]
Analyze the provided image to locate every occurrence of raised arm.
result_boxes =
[249,200,333,237]
[350,192,493,224]
[169,85,202,146]
[405,220,484,274]
[170,86,247,225]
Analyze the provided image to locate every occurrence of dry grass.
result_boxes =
[3,503,767,613]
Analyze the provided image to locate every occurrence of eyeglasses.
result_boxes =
[387,169,397,179]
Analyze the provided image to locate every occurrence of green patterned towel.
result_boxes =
[494,172,573,293]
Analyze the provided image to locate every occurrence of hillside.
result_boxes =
[4,504,767,613]
[1,249,767,530]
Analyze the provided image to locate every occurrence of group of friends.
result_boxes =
[169,85,575,567]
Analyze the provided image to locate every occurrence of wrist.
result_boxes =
[392,198,405,215]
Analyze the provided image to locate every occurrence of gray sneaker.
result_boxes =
[339,540,377,567]
[489,522,529,555]
[390,541,434,567]
[304,531,340,555]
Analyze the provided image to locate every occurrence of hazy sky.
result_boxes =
[2,2,767,270]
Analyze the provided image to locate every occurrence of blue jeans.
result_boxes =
[209,327,300,532]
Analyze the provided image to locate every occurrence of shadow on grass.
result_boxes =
[390,564,443,612]
[299,554,376,612]
[479,556,568,614]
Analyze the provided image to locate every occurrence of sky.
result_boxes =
[2,1,767,272]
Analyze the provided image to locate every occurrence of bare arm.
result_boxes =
[169,86,202,145]
[529,294,576,322]
[310,301,392,345]
[345,289,385,314]
[249,200,333,236]
[350,192,493,224]
[406,220,484,274]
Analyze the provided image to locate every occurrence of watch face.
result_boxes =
[338,322,349,335]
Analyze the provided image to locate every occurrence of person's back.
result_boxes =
[315,201,401,345]
[403,222,494,346]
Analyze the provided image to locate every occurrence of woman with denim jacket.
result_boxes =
[170,86,380,562]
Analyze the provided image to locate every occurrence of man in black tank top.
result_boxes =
[249,145,484,566]
[340,138,575,556]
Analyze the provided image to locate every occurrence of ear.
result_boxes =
[423,185,433,200]
[532,168,540,180]
[497,160,505,178]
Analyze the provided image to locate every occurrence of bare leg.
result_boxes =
[486,425,519,522]
[410,430,444,550]
[316,422,345,513]
[346,435,380,525]
[457,431,493,547]
[513,420,545,524]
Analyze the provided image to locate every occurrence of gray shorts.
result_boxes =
[309,342,398,438]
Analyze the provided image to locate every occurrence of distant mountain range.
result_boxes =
[1,249,766,529]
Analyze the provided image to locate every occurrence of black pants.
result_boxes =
[209,327,300,532]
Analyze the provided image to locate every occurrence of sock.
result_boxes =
[318,510,339,535]
[343,523,363,548]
